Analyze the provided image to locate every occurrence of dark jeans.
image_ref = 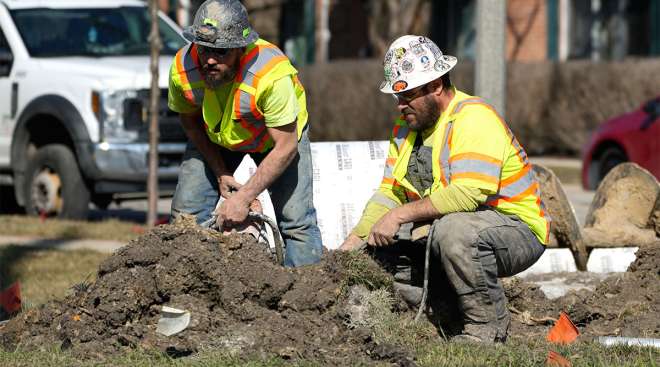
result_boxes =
[170,128,324,267]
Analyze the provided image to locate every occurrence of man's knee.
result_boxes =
[431,212,479,261]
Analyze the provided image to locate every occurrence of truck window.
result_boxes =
[0,28,13,76]
[10,6,186,57]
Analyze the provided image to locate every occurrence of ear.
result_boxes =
[428,79,443,95]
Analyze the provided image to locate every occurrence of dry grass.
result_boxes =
[0,246,109,306]
[0,215,143,242]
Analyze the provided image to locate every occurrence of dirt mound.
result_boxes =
[0,218,412,366]
[507,245,660,340]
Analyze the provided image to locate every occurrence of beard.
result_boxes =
[201,65,236,89]
[404,94,440,131]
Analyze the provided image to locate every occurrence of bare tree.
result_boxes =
[507,0,541,61]
[147,0,162,227]
[365,0,431,59]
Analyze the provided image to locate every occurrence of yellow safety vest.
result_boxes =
[172,39,308,152]
[377,91,550,244]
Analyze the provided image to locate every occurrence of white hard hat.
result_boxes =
[379,35,457,94]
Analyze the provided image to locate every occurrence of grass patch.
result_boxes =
[333,250,394,294]
[0,340,656,366]
[0,246,109,306]
[0,215,143,242]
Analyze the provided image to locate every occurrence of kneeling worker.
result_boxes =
[340,35,549,342]
[168,0,323,267]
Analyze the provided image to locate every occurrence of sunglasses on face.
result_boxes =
[198,45,232,57]
[393,85,426,103]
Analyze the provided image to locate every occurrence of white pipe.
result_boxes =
[598,337,660,348]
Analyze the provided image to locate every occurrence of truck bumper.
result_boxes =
[90,142,185,193]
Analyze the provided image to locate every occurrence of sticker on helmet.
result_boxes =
[203,18,218,27]
[434,60,451,72]
[379,80,388,90]
[409,41,424,56]
[384,50,394,66]
[392,80,408,92]
[401,59,414,73]
[419,55,433,71]
[394,47,407,60]
[243,28,250,37]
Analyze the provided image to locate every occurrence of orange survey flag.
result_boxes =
[0,281,22,314]
[547,311,579,344]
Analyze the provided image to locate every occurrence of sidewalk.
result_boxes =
[0,236,125,253]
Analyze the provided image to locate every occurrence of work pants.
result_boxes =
[374,208,545,341]
[170,128,324,267]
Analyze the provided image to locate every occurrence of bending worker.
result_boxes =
[340,35,549,342]
[168,0,323,267]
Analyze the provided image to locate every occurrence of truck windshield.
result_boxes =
[10,7,186,57]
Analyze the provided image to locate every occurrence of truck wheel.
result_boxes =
[24,144,90,219]
[92,194,114,210]
[0,186,22,214]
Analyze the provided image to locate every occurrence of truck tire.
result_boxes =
[0,186,22,214]
[24,144,90,219]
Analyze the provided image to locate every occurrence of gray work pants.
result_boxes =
[373,208,545,341]
[430,208,545,341]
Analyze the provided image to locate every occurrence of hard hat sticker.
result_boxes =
[409,41,424,56]
[203,18,218,27]
[392,80,408,92]
[243,28,250,38]
[401,59,414,73]
[394,47,407,60]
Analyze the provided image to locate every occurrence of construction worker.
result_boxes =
[168,0,323,267]
[339,35,549,342]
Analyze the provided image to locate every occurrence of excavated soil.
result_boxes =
[506,245,660,340]
[0,218,414,366]
[1,216,658,362]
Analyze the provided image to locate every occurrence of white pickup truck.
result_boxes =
[0,0,188,219]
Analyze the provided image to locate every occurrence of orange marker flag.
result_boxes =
[0,281,22,314]
[547,311,579,344]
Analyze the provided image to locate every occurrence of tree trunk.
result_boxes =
[147,0,162,227]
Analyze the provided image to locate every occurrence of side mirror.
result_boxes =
[0,50,13,77]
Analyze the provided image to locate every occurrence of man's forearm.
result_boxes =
[390,197,440,225]
[235,142,297,203]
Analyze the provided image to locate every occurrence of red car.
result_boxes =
[582,96,660,190]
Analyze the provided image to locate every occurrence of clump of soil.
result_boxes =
[0,217,412,366]
[507,245,660,339]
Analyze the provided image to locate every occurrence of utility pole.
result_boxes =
[475,0,507,117]
[147,0,162,227]
[315,0,330,63]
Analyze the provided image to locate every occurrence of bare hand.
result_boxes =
[367,211,401,247]
[338,234,366,251]
[218,175,242,199]
[217,194,250,227]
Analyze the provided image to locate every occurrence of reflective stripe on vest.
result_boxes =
[174,43,205,106]
[447,98,550,242]
[230,42,289,152]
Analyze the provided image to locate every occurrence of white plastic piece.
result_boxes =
[516,249,578,277]
[310,141,390,249]
[586,247,639,273]
[156,306,191,336]
[232,155,277,247]
[598,336,660,348]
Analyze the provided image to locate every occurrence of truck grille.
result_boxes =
[134,89,187,143]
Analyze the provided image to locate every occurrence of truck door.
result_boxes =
[0,27,14,167]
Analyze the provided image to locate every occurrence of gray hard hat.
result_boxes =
[182,0,259,49]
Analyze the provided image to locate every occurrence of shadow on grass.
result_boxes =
[0,245,108,319]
